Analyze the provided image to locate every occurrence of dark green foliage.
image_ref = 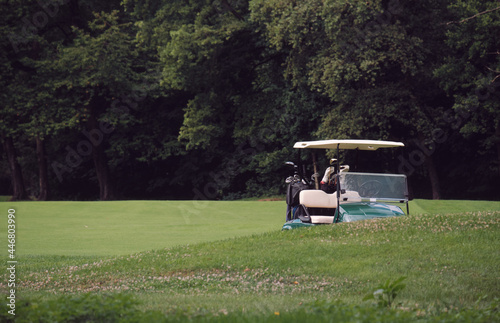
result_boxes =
[1,0,499,200]
[434,0,500,182]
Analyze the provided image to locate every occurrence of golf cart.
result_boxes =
[283,139,409,230]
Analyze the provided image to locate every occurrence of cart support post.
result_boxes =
[334,143,341,223]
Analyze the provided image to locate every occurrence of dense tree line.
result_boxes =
[1,0,499,201]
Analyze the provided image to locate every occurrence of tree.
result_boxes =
[47,10,148,200]
[123,0,329,198]
[250,0,451,199]
[1,0,139,200]
[435,0,500,183]
[0,0,37,200]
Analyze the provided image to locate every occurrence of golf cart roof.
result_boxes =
[293,139,404,150]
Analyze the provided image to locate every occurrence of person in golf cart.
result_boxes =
[319,159,349,194]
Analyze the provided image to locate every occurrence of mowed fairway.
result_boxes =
[0,200,284,256]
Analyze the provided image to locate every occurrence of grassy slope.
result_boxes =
[1,199,499,317]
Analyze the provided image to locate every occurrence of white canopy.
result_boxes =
[293,139,404,150]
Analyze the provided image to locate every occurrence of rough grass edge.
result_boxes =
[1,293,498,323]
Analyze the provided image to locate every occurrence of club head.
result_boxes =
[330,158,337,165]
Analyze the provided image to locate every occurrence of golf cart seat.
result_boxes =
[299,190,363,224]
[300,190,338,208]
[299,190,337,224]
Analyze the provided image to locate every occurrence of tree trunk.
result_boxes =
[92,140,115,200]
[424,153,441,200]
[87,112,115,201]
[1,136,28,201]
[36,137,49,200]
[496,121,500,179]
[418,132,441,200]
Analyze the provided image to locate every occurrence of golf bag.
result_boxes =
[285,181,309,221]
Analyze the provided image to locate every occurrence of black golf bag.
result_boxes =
[285,181,309,221]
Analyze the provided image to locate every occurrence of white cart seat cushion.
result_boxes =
[299,190,338,208]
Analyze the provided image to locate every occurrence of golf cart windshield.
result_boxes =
[340,172,408,203]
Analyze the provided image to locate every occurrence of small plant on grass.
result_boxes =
[363,276,407,308]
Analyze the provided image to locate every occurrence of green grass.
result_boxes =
[409,199,500,215]
[1,198,496,257]
[1,199,499,321]
[0,200,284,256]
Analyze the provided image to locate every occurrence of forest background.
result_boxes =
[1,0,499,202]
